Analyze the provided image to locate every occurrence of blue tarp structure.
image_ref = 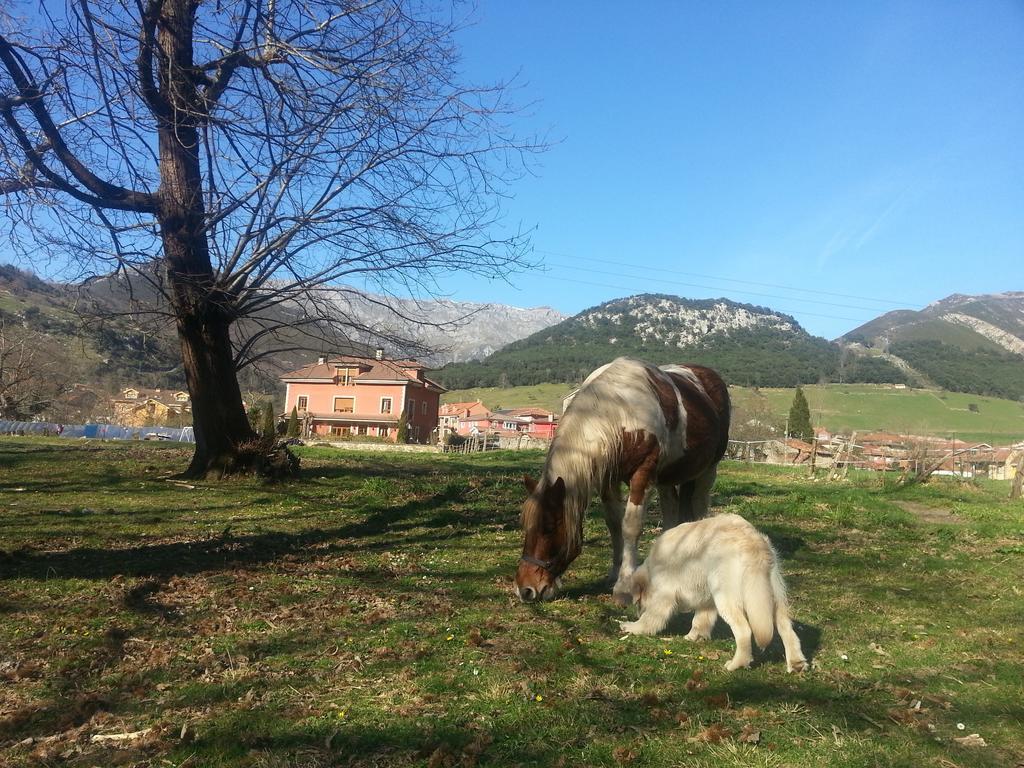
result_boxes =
[0,420,195,442]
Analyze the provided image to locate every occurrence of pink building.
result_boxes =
[280,352,446,443]
[500,407,558,439]
[441,404,558,439]
[439,400,490,435]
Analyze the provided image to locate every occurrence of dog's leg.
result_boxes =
[602,484,625,587]
[684,606,717,642]
[619,588,674,636]
[776,611,808,673]
[657,483,681,530]
[717,599,755,671]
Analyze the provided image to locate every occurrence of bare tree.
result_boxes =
[1,0,537,477]
[0,317,67,419]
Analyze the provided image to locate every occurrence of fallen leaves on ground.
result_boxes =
[690,723,732,743]
[953,733,987,748]
[738,724,761,744]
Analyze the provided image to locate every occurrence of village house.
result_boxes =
[498,407,559,439]
[439,403,559,439]
[280,351,445,443]
[111,387,191,427]
[439,400,490,435]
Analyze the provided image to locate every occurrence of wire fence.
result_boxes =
[0,420,195,442]
[726,438,1021,481]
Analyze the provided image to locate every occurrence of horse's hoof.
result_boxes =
[611,590,633,607]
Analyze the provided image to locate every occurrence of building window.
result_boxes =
[333,397,354,413]
[422,401,428,416]
[379,426,390,438]
[297,396,308,411]
[380,397,393,414]
[357,425,367,436]
[407,399,415,416]
[336,367,357,385]
[330,425,348,436]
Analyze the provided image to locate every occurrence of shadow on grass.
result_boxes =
[0,486,509,581]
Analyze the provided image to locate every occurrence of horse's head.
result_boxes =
[515,474,576,602]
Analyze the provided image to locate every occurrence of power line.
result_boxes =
[535,248,925,309]
[542,260,894,313]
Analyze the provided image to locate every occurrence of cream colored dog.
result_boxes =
[619,513,807,672]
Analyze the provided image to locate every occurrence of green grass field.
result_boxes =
[445,383,1024,444]
[2,439,1023,767]
[731,384,1024,444]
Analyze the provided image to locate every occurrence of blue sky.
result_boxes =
[4,2,1021,341]
[447,0,1024,338]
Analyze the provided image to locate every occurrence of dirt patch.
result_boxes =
[895,501,962,525]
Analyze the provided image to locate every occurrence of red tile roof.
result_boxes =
[280,355,445,391]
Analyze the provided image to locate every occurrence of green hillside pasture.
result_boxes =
[733,384,1024,444]
[887,318,1006,352]
[443,382,574,414]
[448,382,1024,443]
[1,440,1022,767]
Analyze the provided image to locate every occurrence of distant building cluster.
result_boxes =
[111,387,192,427]
[439,400,558,440]
[733,427,1023,480]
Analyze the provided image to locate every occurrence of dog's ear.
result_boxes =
[523,474,538,494]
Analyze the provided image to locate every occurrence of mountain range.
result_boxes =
[2,262,1022,408]
[0,264,563,399]
[436,292,1024,400]
[839,292,1024,400]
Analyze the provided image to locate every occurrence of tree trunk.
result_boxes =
[175,300,256,477]
[155,0,259,478]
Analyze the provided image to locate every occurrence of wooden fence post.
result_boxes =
[1011,453,1024,500]
[842,432,858,479]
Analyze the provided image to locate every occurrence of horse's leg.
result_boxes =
[678,479,696,522]
[601,483,625,587]
[686,464,718,521]
[612,485,650,603]
[658,483,681,530]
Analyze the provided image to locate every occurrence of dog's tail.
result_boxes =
[743,546,780,651]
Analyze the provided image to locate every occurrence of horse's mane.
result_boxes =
[531,358,657,555]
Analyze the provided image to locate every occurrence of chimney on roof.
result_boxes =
[317,355,327,365]
[375,347,384,360]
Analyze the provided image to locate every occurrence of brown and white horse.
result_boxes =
[515,357,730,602]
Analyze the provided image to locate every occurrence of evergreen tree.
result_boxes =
[262,401,276,438]
[787,387,813,441]
[287,406,301,438]
[396,413,409,444]
[247,404,262,433]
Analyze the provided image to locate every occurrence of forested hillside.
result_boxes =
[890,340,1024,400]
[437,294,910,389]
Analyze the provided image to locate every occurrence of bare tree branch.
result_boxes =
[1,0,542,475]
